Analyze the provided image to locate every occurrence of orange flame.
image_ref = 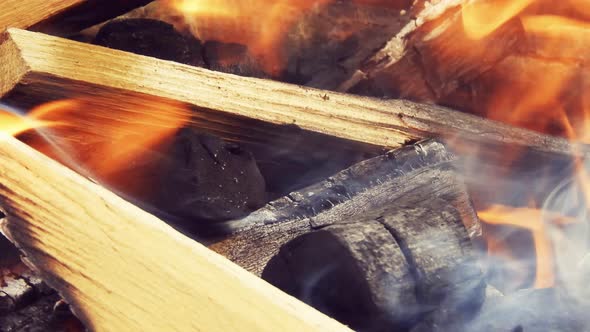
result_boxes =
[478,204,578,288]
[458,0,590,289]
[0,96,191,192]
[0,108,61,137]
[462,0,535,39]
[162,0,330,75]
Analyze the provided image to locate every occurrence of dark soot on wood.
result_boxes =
[94,18,205,67]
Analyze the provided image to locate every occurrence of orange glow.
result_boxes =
[163,0,330,75]
[459,1,590,290]
[0,106,63,137]
[0,97,191,191]
[478,205,577,288]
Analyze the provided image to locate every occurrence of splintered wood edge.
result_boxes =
[0,28,582,157]
[0,34,28,97]
[0,134,350,332]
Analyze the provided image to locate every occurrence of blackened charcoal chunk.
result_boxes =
[203,41,267,78]
[94,19,205,67]
[157,128,267,222]
[0,236,20,269]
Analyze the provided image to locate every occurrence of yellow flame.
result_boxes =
[0,97,191,192]
[462,0,535,39]
[162,0,330,74]
[0,109,60,137]
[478,205,578,288]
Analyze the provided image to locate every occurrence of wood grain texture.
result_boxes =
[0,133,350,332]
[262,220,419,331]
[0,28,582,158]
[211,140,481,276]
[0,0,153,35]
[212,140,484,330]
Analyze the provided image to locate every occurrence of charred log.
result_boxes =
[211,139,480,272]
[93,18,205,67]
[262,221,418,331]
[212,139,484,330]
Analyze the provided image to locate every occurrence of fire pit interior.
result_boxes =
[1,0,590,331]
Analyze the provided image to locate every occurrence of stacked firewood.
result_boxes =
[1,1,589,331]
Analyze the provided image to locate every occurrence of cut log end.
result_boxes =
[262,221,419,331]
[0,34,28,97]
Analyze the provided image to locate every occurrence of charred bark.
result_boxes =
[93,18,205,67]
[211,139,480,273]
[211,139,484,331]
[262,221,418,331]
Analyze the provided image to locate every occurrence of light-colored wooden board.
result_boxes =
[0,28,581,157]
[0,133,350,332]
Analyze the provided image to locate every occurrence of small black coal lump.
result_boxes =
[93,18,205,67]
[155,128,268,223]
[0,235,20,269]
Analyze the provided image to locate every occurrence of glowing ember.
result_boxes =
[0,97,191,191]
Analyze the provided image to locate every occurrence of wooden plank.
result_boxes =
[0,28,583,158]
[0,133,350,332]
[0,0,153,35]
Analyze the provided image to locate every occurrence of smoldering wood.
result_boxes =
[78,0,417,86]
[280,0,416,87]
[342,2,524,101]
[0,277,34,313]
[0,265,68,332]
[210,139,480,279]
[377,207,486,316]
[0,0,154,36]
[262,221,418,331]
[212,139,484,330]
[0,292,85,332]
[93,19,205,67]
[0,258,85,331]
[202,40,267,79]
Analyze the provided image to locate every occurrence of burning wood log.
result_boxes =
[211,139,485,330]
[0,28,583,159]
[93,18,205,67]
[0,0,154,35]
[336,0,515,99]
[211,139,479,272]
[0,134,349,331]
